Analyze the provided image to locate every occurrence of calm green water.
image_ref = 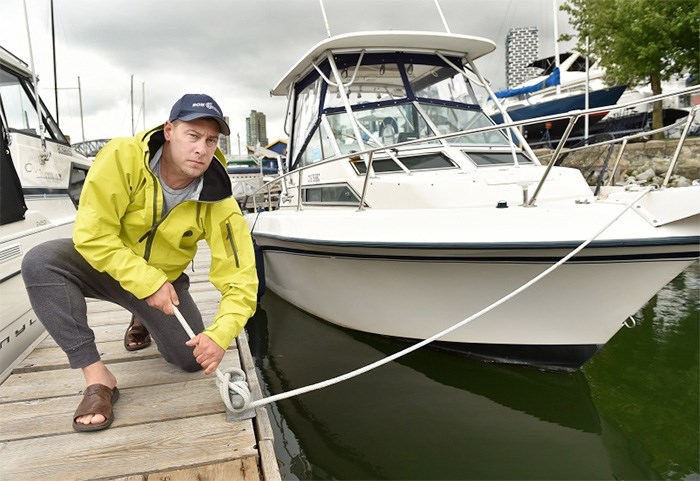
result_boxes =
[246,261,699,480]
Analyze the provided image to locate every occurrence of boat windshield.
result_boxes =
[0,67,67,143]
[291,52,508,167]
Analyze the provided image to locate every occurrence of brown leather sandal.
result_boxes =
[72,384,120,432]
[124,315,152,351]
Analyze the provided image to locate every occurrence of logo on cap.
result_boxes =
[192,102,222,116]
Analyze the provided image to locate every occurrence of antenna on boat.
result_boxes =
[22,0,49,161]
[433,0,451,33]
[319,0,332,37]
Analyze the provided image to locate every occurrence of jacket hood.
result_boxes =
[141,125,232,202]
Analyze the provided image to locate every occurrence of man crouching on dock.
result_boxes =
[21,94,258,432]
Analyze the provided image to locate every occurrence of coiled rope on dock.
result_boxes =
[183,187,655,415]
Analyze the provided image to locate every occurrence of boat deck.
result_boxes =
[0,245,280,481]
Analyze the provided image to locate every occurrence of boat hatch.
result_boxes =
[464,151,535,167]
[289,50,510,171]
[349,152,457,175]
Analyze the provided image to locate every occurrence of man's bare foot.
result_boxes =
[75,361,118,427]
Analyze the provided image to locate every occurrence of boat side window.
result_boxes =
[0,69,40,136]
[465,152,534,166]
[298,127,336,167]
[291,76,324,163]
[420,104,509,146]
[302,183,361,205]
[0,69,67,143]
[68,163,89,207]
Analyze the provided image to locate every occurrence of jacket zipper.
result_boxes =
[142,168,161,261]
[225,222,240,268]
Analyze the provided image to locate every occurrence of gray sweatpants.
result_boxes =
[21,238,204,372]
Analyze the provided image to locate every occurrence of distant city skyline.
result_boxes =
[246,110,268,148]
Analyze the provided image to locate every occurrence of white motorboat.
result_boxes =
[244,31,700,371]
[0,46,92,382]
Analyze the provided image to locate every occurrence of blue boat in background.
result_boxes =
[488,52,627,147]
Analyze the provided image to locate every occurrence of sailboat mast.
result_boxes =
[552,0,561,95]
[51,0,59,124]
[78,76,85,142]
[130,74,134,135]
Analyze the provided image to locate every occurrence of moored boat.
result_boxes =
[0,46,92,382]
[244,31,700,371]
[488,52,627,146]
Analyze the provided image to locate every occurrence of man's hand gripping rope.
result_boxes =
[172,305,252,414]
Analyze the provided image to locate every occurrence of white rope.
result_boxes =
[245,187,654,410]
[172,305,251,412]
[175,187,652,413]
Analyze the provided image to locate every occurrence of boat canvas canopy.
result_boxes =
[271,31,497,96]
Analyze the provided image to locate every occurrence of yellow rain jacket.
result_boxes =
[73,126,258,349]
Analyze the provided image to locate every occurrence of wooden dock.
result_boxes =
[0,245,280,481]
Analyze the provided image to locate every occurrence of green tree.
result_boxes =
[561,0,699,138]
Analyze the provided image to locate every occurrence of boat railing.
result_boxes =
[536,107,698,187]
[242,85,699,212]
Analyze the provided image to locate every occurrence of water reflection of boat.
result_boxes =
[247,290,658,480]
[246,30,700,372]
[0,46,92,382]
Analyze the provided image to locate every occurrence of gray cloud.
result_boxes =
[2,0,574,143]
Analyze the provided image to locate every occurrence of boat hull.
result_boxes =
[249,199,699,371]
[491,85,627,146]
[257,239,694,370]
[0,209,75,382]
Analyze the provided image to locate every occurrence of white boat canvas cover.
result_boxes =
[271,30,497,96]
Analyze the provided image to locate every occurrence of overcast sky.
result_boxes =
[1,0,575,150]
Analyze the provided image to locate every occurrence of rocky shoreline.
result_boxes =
[536,137,700,187]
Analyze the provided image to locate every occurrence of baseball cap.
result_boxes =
[168,93,230,135]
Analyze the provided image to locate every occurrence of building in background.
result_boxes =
[246,110,268,147]
[505,27,539,88]
[218,115,231,156]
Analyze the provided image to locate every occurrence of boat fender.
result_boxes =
[254,239,266,300]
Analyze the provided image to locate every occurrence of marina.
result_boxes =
[0,245,280,481]
[1,1,699,479]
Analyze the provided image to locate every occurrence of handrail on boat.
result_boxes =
[534,105,699,189]
[242,85,700,213]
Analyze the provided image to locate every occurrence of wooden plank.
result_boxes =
[236,329,281,481]
[146,457,260,481]
[0,355,241,403]
[0,414,257,481]
[14,339,164,372]
[0,377,233,442]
